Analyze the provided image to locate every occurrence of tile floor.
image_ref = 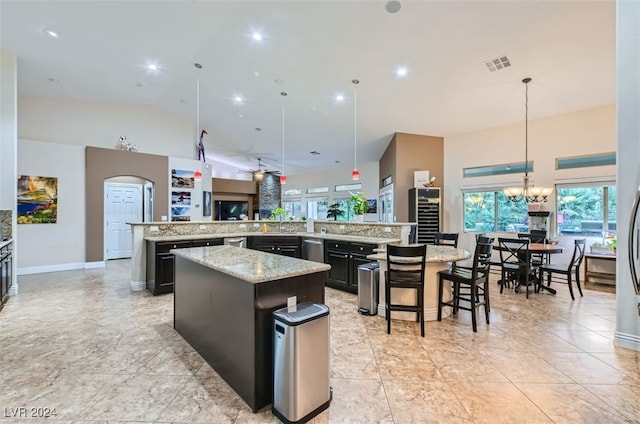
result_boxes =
[1,260,638,423]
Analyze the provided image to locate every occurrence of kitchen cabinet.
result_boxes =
[325,241,376,293]
[146,238,223,295]
[1,241,13,307]
[247,236,301,258]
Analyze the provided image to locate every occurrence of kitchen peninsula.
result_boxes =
[368,245,471,321]
[172,245,330,412]
[129,220,414,292]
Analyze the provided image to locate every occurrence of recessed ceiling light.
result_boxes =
[335,160,341,163]
[234,95,244,104]
[310,151,320,155]
[147,64,158,71]
[396,66,408,78]
[43,28,59,39]
[238,113,244,118]
[252,32,263,41]
[385,1,402,13]
[254,71,260,77]
[179,99,188,104]
[255,127,262,131]
[136,82,145,87]
[47,77,60,83]
[335,94,345,102]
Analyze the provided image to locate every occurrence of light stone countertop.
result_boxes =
[367,245,470,263]
[172,245,331,284]
[0,239,12,250]
[146,232,400,245]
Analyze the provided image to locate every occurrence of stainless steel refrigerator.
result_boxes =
[628,186,640,295]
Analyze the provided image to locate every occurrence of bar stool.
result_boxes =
[385,244,427,337]
[437,237,494,332]
[434,232,459,248]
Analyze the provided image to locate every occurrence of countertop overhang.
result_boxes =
[172,245,331,284]
[367,245,471,263]
[147,232,400,245]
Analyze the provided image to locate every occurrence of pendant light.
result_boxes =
[280,91,288,184]
[351,79,360,181]
[503,77,553,203]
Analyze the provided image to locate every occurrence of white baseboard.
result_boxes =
[614,331,640,351]
[18,262,86,275]
[130,280,146,292]
[85,261,105,269]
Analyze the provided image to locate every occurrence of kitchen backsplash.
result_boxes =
[0,210,12,237]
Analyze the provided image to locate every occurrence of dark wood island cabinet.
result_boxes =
[172,245,330,412]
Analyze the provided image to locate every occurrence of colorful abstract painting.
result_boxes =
[17,175,58,224]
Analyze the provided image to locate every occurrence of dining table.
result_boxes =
[494,242,565,294]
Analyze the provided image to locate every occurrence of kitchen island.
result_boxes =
[172,245,330,412]
[368,245,471,321]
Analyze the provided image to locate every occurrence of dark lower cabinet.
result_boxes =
[247,236,301,258]
[325,241,376,293]
[1,241,13,307]
[146,238,223,295]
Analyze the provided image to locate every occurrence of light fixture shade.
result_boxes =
[194,170,202,180]
[280,175,287,184]
[352,168,360,181]
[503,186,524,201]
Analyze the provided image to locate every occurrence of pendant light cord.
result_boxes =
[353,79,359,170]
[281,91,287,176]
[524,79,528,177]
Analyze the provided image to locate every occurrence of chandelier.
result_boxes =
[503,77,553,203]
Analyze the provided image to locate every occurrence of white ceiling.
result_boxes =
[0,0,615,175]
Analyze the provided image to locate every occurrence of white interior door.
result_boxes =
[105,183,142,259]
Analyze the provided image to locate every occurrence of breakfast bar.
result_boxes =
[172,245,330,412]
[368,245,471,321]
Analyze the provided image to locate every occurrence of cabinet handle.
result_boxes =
[173,244,177,248]
[344,254,348,258]
[360,247,364,251]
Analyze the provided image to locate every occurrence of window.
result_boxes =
[307,186,328,194]
[463,190,528,233]
[463,162,532,178]
[334,197,353,221]
[335,183,362,192]
[556,184,616,236]
[282,200,302,219]
[306,197,328,220]
[556,153,616,170]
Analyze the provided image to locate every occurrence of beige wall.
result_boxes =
[379,132,444,222]
[19,96,193,159]
[86,147,168,263]
[444,104,616,251]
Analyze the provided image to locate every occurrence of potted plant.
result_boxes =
[591,234,617,255]
[326,203,345,221]
[269,207,286,221]
[350,192,368,222]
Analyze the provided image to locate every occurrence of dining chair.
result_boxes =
[437,237,494,332]
[434,232,459,248]
[517,232,549,265]
[538,239,586,300]
[498,237,539,298]
[385,244,427,337]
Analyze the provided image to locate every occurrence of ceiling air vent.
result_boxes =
[484,55,511,72]
[309,151,320,155]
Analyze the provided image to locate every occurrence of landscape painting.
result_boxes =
[171,169,195,189]
[171,206,191,221]
[17,175,58,224]
[172,191,191,205]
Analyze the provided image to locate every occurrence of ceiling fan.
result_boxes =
[238,157,281,180]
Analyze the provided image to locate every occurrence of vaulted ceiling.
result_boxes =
[0,0,615,175]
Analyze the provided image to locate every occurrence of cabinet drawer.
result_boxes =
[350,243,375,255]
[157,241,192,254]
[326,241,350,252]
[192,239,223,247]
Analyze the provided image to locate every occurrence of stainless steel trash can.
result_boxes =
[357,262,380,315]
[273,303,331,424]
